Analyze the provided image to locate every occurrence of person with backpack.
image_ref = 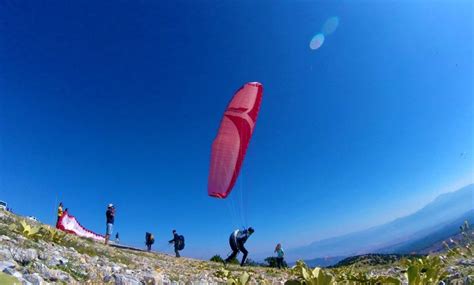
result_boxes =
[145,232,155,252]
[168,230,184,257]
[105,204,115,245]
[274,243,285,269]
[225,227,254,266]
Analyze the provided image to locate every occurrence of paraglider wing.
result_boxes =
[208,82,263,199]
[57,211,105,242]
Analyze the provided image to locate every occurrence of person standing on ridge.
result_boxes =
[225,227,254,266]
[274,243,285,269]
[56,202,64,227]
[105,204,115,245]
[168,230,184,257]
[145,232,155,252]
[115,232,120,244]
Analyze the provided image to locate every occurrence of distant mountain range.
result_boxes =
[379,209,474,254]
[287,184,474,263]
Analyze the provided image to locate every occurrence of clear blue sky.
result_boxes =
[0,0,472,260]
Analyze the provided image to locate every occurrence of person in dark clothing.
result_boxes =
[105,204,115,245]
[145,232,155,252]
[115,232,120,243]
[168,230,181,257]
[225,227,254,266]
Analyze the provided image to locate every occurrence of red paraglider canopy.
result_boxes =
[208,82,263,199]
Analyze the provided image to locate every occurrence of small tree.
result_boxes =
[210,254,239,264]
[265,256,288,268]
[265,257,278,267]
[228,256,240,265]
[210,254,224,263]
[244,258,262,266]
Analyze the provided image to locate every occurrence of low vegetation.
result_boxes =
[0,272,20,284]
[329,254,423,268]
[281,221,473,285]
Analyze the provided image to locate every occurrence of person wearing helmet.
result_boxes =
[105,204,115,245]
[225,227,254,266]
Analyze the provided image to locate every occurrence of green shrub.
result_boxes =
[214,268,251,285]
[265,256,288,268]
[285,260,335,285]
[401,256,447,285]
[210,254,224,263]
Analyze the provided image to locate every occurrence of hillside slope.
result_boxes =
[0,210,472,284]
[0,210,289,284]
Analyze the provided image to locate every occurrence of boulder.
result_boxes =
[33,262,71,282]
[103,274,113,282]
[465,275,474,284]
[0,248,12,260]
[0,260,16,271]
[0,235,13,243]
[112,265,122,272]
[45,255,68,267]
[47,269,71,283]
[113,274,141,285]
[458,258,474,266]
[23,273,44,285]
[13,248,37,265]
[3,267,23,279]
[140,273,163,285]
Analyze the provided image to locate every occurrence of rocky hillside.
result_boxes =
[0,210,291,284]
[0,210,473,284]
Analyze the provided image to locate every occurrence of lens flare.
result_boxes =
[322,16,339,35]
[309,33,325,50]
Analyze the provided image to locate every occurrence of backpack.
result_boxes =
[177,235,185,250]
[150,234,155,245]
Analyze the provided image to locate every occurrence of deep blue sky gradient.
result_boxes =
[0,0,472,259]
